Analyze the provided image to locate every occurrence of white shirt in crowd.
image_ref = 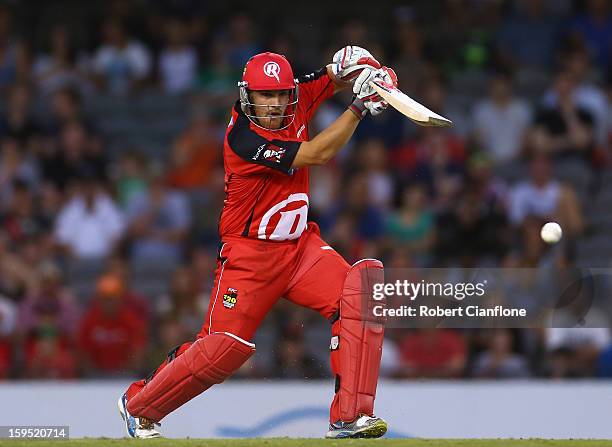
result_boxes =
[92,41,151,94]
[473,98,532,164]
[546,327,611,352]
[509,180,560,225]
[54,193,125,259]
[159,47,198,94]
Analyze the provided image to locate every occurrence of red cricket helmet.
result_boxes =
[238,52,298,131]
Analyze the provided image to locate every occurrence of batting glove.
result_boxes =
[349,66,397,119]
[331,45,381,82]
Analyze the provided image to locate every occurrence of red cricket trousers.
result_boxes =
[200,222,349,339]
[126,222,350,415]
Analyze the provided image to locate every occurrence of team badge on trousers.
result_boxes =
[223,288,238,309]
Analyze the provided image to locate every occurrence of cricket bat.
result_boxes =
[369,81,453,127]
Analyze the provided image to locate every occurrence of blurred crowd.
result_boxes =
[0,0,612,380]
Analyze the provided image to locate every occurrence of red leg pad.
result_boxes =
[126,333,255,421]
[329,259,385,423]
[125,342,192,401]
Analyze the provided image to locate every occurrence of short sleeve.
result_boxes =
[227,112,301,175]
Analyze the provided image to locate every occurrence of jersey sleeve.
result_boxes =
[227,112,301,175]
[297,67,335,121]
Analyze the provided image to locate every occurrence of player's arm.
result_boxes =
[327,45,381,93]
[292,109,360,166]
[292,67,395,168]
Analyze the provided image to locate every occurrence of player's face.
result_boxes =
[250,90,291,129]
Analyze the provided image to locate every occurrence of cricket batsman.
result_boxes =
[118,46,397,439]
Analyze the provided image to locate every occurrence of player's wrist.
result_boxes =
[349,96,368,120]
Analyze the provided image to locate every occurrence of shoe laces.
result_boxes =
[138,417,160,430]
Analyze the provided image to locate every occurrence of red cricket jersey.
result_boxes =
[219,68,335,241]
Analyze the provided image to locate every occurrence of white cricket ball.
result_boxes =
[540,222,563,244]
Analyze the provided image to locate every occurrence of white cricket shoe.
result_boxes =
[325,414,388,439]
[117,393,162,439]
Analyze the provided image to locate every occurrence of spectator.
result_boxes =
[567,0,612,71]
[32,24,90,96]
[40,121,107,190]
[0,294,15,338]
[158,18,198,94]
[196,38,241,113]
[320,174,385,261]
[0,139,39,205]
[92,19,152,95]
[23,325,77,379]
[0,83,39,145]
[526,70,596,160]
[156,266,207,336]
[379,336,402,377]
[144,314,185,375]
[390,127,466,194]
[385,183,434,264]
[0,6,29,91]
[18,262,80,338]
[398,329,466,378]
[225,13,261,70]
[473,72,532,164]
[547,326,611,378]
[472,329,530,378]
[504,216,555,268]
[544,47,608,146]
[495,0,560,70]
[45,87,93,136]
[435,154,509,265]
[115,150,149,206]
[388,9,427,95]
[1,181,51,245]
[78,273,147,376]
[0,233,38,300]
[357,139,394,210]
[418,78,468,137]
[125,175,190,264]
[309,164,341,219]
[0,293,16,378]
[509,153,584,237]
[607,69,612,146]
[596,343,612,377]
[166,109,220,190]
[324,211,360,263]
[188,246,216,294]
[104,258,152,319]
[54,175,125,259]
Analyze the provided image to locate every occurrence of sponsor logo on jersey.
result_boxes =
[259,193,309,240]
[297,124,306,139]
[223,287,238,309]
[263,147,285,163]
[263,61,281,82]
[253,143,285,163]
[252,144,266,160]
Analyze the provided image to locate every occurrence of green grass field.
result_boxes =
[0,439,610,447]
